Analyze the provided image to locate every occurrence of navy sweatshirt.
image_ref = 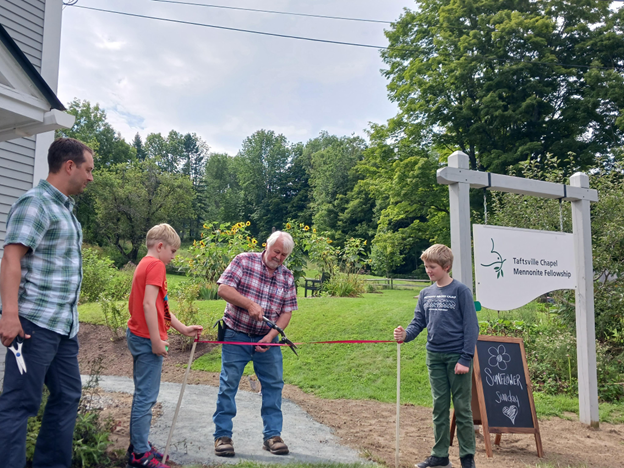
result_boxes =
[404,279,479,367]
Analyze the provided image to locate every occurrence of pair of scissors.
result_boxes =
[9,337,27,374]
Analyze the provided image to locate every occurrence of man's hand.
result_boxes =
[247,301,264,321]
[455,363,470,374]
[255,335,273,353]
[152,339,169,357]
[0,314,30,347]
[181,325,203,338]
[217,284,264,321]
[393,326,406,343]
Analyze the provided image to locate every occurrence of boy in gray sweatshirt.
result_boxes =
[394,244,479,468]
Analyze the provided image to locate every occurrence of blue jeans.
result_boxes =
[126,328,163,454]
[0,317,81,468]
[213,329,284,441]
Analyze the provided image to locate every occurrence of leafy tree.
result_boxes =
[236,130,293,239]
[307,132,369,240]
[89,160,194,263]
[57,99,135,244]
[132,133,146,161]
[57,99,135,168]
[203,152,243,224]
[382,0,624,173]
[356,124,450,275]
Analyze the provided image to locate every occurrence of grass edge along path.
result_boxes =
[78,285,624,425]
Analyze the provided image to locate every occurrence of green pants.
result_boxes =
[426,351,475,458]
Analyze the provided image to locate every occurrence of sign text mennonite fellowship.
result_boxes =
[473,225,576,310]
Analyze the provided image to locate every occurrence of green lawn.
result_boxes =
[78,281,624,424]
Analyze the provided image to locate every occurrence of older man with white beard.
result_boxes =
[213,231,297,458]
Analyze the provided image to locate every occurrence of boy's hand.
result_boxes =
[455,363,470,374]
[182,325,203,338]
[152,339,169,357]
[393,326,406,343]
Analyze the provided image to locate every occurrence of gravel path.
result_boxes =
[88,375,369,466]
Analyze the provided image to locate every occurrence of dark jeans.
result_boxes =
[0,317,82,468]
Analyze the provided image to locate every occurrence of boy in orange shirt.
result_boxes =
[126,224,203,468]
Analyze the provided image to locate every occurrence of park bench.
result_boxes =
[304,272,329,297]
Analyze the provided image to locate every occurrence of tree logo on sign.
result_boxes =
[481,238,506,279]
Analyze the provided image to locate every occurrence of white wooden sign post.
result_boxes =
[437,151,600,428]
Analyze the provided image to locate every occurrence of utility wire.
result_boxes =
[144,0,392,24]
[66,4,624,71]
[69,4,386,49]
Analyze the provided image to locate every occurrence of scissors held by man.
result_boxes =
[262,316,298,356]
[9,337,27,374]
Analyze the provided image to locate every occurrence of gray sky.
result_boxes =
[58,0,414,154]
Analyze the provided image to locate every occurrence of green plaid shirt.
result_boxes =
[1,180,83,337]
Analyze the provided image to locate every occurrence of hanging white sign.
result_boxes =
[473,224,576,311]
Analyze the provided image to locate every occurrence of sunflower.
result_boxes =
[203,223,208,229]
[246,221,251,226]
[364,240,367,245]
[286,223,292,229]
[262,243,267,247]
[313,228,317,233]
[304,226,310,231]
[328,240,333,244]
[252,239,258,244]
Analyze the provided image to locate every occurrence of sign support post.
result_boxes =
[570,173,600,427]
[438,151,599,427]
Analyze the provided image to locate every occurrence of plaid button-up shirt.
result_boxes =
[218,251,298,335]
[1,180,83,338]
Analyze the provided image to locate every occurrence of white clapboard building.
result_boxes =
[0,0,75,260]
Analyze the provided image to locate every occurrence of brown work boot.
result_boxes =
[214,437,235,457]
[263,436,289,455]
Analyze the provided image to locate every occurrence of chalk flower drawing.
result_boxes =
[480,238,506,279]
[488,345,511,370]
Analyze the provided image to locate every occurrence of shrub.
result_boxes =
[199,283,220,300]
[99,296,128,341]
[169,281,201,350]
[323,272,365,297]
[81,247,116,303]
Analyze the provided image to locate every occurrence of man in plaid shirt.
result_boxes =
[213,231,298,458]
[0,138,94,468]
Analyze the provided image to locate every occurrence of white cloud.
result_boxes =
[58,0,412,154]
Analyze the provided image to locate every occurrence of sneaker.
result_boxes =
[262,436,289,455]
[460,454,475,468]
[127,451,169,468]
[214,437,235,457]
[416,456,452,468]
[127,442,164,462]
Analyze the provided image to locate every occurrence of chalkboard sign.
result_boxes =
[450,336,543,458]
[476,339,534,428]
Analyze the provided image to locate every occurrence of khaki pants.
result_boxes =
[426,350,475,458]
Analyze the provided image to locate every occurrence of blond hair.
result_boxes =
[146,223,181,249]
[420,244,453,270]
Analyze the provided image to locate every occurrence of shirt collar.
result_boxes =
[38,179,75,209]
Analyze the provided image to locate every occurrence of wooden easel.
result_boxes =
[450,336,544,458]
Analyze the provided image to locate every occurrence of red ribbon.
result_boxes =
[194,339,395,346]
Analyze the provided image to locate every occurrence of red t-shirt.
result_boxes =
[128,256,171,341]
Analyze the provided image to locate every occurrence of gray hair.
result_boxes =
[266,231,295,254]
